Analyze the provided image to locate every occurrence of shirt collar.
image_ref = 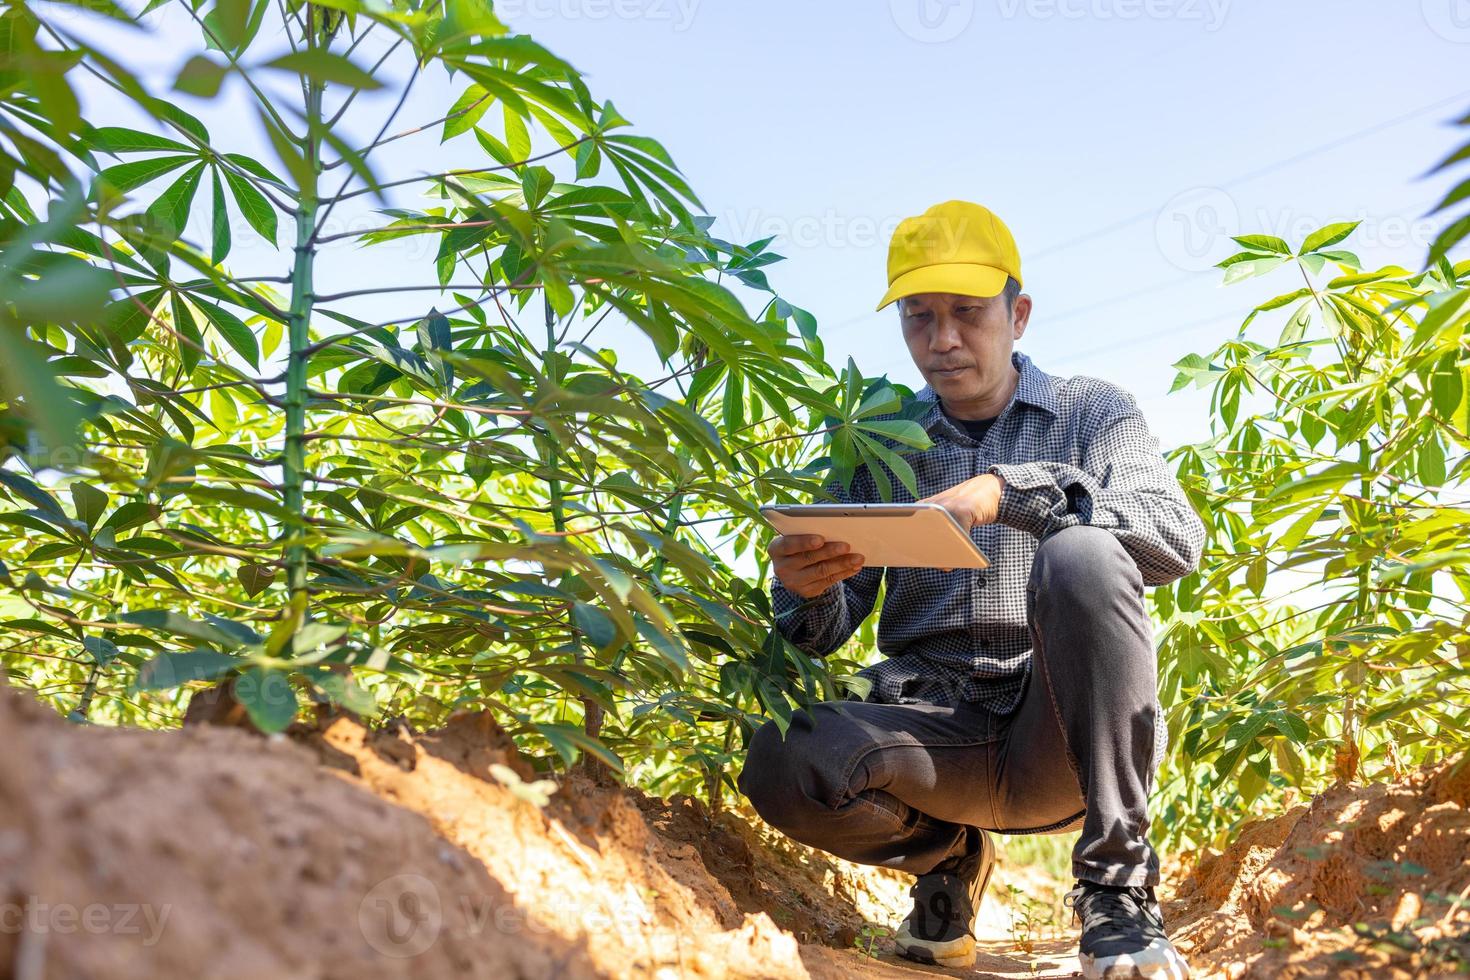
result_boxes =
[913,350,1058,436]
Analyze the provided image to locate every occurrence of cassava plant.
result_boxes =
[0,0,935,793]
[1153,212,1470,849]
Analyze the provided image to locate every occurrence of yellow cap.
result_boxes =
[876,200,1022,311]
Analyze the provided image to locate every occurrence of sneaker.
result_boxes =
[894,828,995,969]
[1064,880,1190,979]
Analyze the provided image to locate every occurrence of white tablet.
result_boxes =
[760,503,989,569]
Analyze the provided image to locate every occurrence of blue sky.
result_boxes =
[488,0,1470,446]
[59,0,1470,451]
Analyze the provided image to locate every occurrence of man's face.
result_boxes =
[898,290,1031,411]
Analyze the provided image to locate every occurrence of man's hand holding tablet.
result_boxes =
[769,534,866,599]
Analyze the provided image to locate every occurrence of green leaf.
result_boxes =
[121,609,250,648]
[0,470,64,517]
[135,648,240,689]
[234,667,299,732]
[1231,234,1291,256]
[82,636,119,666]
[236,562,276,597]
[207,0,250,46]
[1222,256,1288,285]
[222,167,277,244]
[1279,499,1330,551]
[572,601,618,649]
[0,328,83,452]
[853,418,931,450]
[174,55,230,98]
[265,50,382,89]
[1431,356,1464,420]
[88,127,194,154]
[142,162,205,243]
[1418,436,1447,487]
[533,721,623,773]
[443,85,491,141]
[193,299,261,368]
[1298,221,1359,255]
[209,168,231,263]
[312,670,378,715]
[70,483,109,530]
[95,154,197,194]
[504,103,531,160]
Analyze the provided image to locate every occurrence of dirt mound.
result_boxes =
[0,683,945,979]
[41,674,1467,979]
[1168,758,1470,978]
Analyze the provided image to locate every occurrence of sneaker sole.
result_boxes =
[895,934,977,969]
[1079,937,1191,979]
[894,834,996,971]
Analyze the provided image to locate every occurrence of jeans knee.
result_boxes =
[738,719,807,829]
[738,706,859,831]
[1032,525,1141,605]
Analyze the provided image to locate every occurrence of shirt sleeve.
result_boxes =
[986,389,1205,585]
[769,472,885,657]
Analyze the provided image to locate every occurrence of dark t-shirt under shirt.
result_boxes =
[948,412,999,443]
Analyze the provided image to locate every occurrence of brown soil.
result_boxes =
[4,678,1463,979]
[1167,758,1470,978]
[0,684,1072,979]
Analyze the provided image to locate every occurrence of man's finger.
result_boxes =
[793,554,864,591]
[804,559,866,594]
[770,533,824,557]
[777,539,851,570]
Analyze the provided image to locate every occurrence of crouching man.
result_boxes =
[738,200,1203,978]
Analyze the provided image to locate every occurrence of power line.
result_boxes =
[1028,88,1470,263]
[1040,272,1201,324]
[1045,311,1237,368]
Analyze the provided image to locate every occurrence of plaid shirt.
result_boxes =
[772,349,1205,713]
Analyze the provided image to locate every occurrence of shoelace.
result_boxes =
[1062,884,1160,933]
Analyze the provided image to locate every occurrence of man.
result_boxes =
[737,200,1204,978]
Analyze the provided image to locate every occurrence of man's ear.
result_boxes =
[1011,293,1032,340]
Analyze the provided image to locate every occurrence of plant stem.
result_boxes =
[283,14,324,600]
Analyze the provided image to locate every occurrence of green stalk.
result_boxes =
[541,296,603,756]
[282,21,324,601]
[543,296,566,534]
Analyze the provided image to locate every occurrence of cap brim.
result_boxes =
[875,263,1010,311]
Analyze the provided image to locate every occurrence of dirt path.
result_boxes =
[803,936,1080,979]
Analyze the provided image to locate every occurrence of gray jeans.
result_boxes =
[737,525,1164,887]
